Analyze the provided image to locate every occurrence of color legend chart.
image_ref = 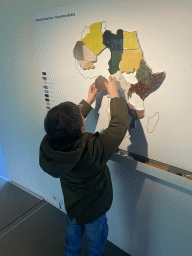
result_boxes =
[41,72,56,113]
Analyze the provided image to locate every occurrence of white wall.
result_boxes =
[107,159,192,255]
[0,141,9,180]
[1,1,192,255]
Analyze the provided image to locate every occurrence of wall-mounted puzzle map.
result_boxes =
[73,21,165,131]
[33,0,192,173]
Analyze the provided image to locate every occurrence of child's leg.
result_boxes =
[64,216,85,256]
[85,213,109,256]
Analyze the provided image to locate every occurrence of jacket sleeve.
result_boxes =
[93,97,129,164]
[78,99,92,118]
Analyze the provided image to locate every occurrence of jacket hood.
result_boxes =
[39,134,89,178]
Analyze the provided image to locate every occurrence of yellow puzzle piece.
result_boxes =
[82,22,106,55]
[85,62,95,69]
[123,31,140,49]
[119,48,143,73]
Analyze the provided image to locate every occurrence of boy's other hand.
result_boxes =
[104,76,119,98]
[87,82,99,105]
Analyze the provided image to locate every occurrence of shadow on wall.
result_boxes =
[107,119,150,254]
[108,159,148,255]
[128,119,148,163]
[85,90,106,133]
[126,119,150,254]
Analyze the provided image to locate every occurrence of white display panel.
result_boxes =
[33,0,192,172]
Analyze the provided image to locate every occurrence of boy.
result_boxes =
[39,76,129,256]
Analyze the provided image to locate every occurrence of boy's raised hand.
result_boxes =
[104,76,119,98]
[87,82,99,105]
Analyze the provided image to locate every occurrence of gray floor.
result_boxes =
[0,177,130,256]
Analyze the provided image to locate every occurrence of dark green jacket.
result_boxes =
[39,97,129,224]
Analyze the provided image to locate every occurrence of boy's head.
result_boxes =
[44,101,86,141]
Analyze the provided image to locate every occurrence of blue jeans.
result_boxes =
[64,213,109,256]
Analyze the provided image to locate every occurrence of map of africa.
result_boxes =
[73,22,165,131]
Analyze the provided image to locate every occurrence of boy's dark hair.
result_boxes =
[44,102,83,142]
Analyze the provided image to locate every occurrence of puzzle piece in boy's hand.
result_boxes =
[111,71,131,100]
[112,71,131,90]
[95,75,108,91]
